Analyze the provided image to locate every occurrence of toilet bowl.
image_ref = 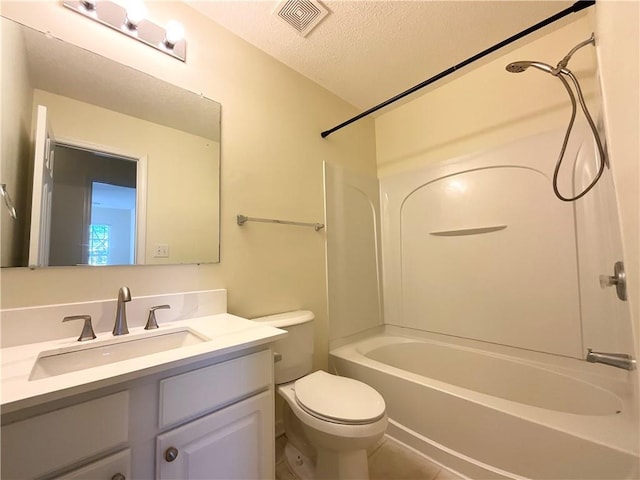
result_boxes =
[253,311,387,480]
[278,371,387,479]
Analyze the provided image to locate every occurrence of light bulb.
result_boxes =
[164,20,184,48]
[125,1,147,29]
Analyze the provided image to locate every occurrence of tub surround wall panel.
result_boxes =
[397,164,581,357]
[574,154,635,355]
[380,129,625,358]
[325,162,383,342]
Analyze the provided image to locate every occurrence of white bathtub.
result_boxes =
[330,331,640,480]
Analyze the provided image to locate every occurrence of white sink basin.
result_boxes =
[29,329,207,381]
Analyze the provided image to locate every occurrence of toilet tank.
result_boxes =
[252,310,314,384]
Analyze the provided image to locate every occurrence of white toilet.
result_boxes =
[254,310,387,480]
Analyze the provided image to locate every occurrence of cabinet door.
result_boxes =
[51,449,131,480]
[157,390,274,480]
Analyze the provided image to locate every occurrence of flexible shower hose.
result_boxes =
[551,69,607,202]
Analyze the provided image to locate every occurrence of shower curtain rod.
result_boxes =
[320,0,595,139]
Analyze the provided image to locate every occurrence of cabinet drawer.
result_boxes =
[51,449,131,480]
[159,349,272,428]
[1,391,129,479]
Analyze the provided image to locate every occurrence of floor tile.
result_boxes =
[275,434,465,480]
[369,437,440,480]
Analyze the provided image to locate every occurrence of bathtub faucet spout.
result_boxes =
[586,349,636,371]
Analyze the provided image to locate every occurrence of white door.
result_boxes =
[28,105,55,267]
[157,391,273,480]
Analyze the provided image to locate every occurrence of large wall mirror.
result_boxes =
[0,17,221,268]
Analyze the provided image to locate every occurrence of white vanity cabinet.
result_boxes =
[156,349,274,479]
[1,347,275,480]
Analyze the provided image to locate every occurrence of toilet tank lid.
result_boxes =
[251,310,314,328]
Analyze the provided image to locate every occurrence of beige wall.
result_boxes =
[375,13,596,177]
[0,1,377,371]
[0,17,33,266]
[32,89,220,265]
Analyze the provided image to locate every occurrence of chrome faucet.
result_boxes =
[586,349,636,371]
[113,286,131,335]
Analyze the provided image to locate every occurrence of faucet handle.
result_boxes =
[63,315,97,342]
[145,304,171,330]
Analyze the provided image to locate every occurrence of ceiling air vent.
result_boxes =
[273,0,329,38]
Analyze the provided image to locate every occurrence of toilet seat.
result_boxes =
[294,371,386,425]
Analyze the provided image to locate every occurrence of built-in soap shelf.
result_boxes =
[429,225,507,237]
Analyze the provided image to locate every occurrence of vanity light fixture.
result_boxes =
[63,0,187,62]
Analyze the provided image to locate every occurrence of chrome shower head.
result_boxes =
[505,62,529,73]
[506,33,595,76]
[505,61,556,75]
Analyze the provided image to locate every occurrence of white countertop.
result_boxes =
[1,313,286,414]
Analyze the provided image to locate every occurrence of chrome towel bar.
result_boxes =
[237,214,324,232]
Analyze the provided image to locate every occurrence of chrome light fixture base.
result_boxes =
[63,0,186,62]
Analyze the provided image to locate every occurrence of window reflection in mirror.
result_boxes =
[0,16,221,268]
[88,183,136,266]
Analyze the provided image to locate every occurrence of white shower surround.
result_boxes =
[379,127,634,358]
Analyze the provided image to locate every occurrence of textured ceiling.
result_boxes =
[187,0,577,110]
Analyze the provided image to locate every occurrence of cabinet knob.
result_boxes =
[111,474,126,480]
[165,446,179,462]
